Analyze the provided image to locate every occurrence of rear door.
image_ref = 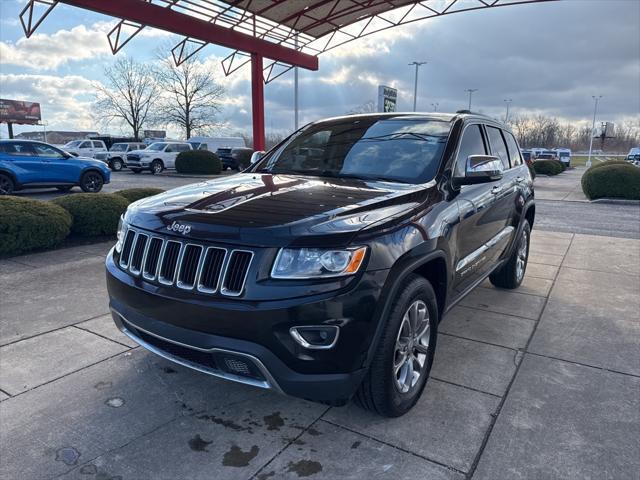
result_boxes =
[1,142,42,184]
[77,140,94,157]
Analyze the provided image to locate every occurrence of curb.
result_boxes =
[591,198,640,206]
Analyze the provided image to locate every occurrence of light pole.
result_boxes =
[586,95,603,168]
[465,89,478,110]
[409,61,427,112]
[504,99,513,123]
[431,102,439,112]
[294,34,299,130]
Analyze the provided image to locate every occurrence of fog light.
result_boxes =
[290,326,339,350]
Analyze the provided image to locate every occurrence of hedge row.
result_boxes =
[175,150,222,174]
[0,188,164,256]
[581,163,640,200]
[533,159,565,176]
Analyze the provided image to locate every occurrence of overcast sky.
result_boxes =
[0,0,638,139]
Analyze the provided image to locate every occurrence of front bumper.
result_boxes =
[106,250,386,403]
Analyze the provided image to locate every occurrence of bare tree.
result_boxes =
[95,57,159,139]
[154,50,225,139]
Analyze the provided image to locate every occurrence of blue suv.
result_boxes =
[0,140,111,194]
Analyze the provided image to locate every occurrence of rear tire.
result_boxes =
[80,171,104,193]
[0,174,15,195]
[355,274,438,417]
[489,222,531,289]
[150,160,163,175]
[110,158,123,171]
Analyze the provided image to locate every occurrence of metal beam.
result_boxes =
[57,0,318,70]
[251,53,265,151]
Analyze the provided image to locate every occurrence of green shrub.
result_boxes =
[581,164,640,200]
[586,160,629,172]
[533,159,564,176]
[0,196,72,256]
[175,150,222,174]
[52,193,130,236]
[557,160,567,172]
[114,188,165,203]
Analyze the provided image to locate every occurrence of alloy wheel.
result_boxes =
[393,300,431,394]
[83,173,103,192]
[0,175,14,195]
[516,229,528,282]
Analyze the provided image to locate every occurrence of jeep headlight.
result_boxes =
[271,247,367,279]
[115,216,126,253]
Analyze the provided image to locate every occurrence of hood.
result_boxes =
[126,173,435,247]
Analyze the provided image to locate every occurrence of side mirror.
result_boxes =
[250,151,265,164]
[454,155,503,186]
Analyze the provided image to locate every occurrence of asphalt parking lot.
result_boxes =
[1,168,639,479]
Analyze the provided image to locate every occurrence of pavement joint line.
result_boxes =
[524,351,640,379]
[450,304,537,323]
[72,324,135,349]
[0,311,111,348]
[319,415,468,477]
[438,331,521,353]
[0,258,36,268]
[0,386,11,398]
[558,265,640,278]
[477,284,549,299]
[249,405,332,480]
[465,230,572,478]
[429,376,502,399]
[2,349,131,400]
[455,301,542,323]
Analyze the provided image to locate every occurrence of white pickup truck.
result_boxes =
[125,141,192,174]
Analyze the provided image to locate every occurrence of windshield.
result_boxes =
[146,142,167,151]
[252,118,450,184]
[64,141,82,148]
[538,154,554,159]
[558,151,570,158]
[110,143,127,152]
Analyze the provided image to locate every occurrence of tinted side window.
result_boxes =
[486,126,510,170]
[9,142,37,156]
[177,144,191,152]
[504,132,522,166]
[33,144,64,158]
[455,124,487,176]
[80,141,92,149]
[92,141,104,148]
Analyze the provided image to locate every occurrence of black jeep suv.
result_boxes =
[106,112,534,417]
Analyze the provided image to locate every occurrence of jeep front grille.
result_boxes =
[119,227,253,297]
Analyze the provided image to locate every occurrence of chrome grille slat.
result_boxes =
[119,228,252,297]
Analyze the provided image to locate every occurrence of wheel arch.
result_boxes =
[0,168,19,185]
[364,249,449,369]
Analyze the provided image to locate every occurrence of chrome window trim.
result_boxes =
[220,249,254,297]
[112,308,282,393]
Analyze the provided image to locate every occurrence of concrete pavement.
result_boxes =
[1,229,638,479]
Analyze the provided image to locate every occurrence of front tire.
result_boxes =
[0,174,15,195]
[355,274,438,417]
[110,158,123,171]
[150,160,163,175]
[489,222,531,289]
[80,171,104,193]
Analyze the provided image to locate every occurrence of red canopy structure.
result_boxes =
[19,0,558,150]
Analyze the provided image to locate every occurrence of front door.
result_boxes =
[32,143,81,183]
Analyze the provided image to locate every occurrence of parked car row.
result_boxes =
[522,148,572,167]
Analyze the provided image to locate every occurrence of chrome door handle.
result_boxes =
[516,176,525,183]
[491,185,502,195]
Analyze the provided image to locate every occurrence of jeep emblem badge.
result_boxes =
[167,221,191,235]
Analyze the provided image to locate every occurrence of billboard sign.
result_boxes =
[0,99,42,125]
[143,129,166,139]
[377,85,397,113]
[599,122,615,138]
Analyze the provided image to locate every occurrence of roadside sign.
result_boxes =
[377,86,397,113]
